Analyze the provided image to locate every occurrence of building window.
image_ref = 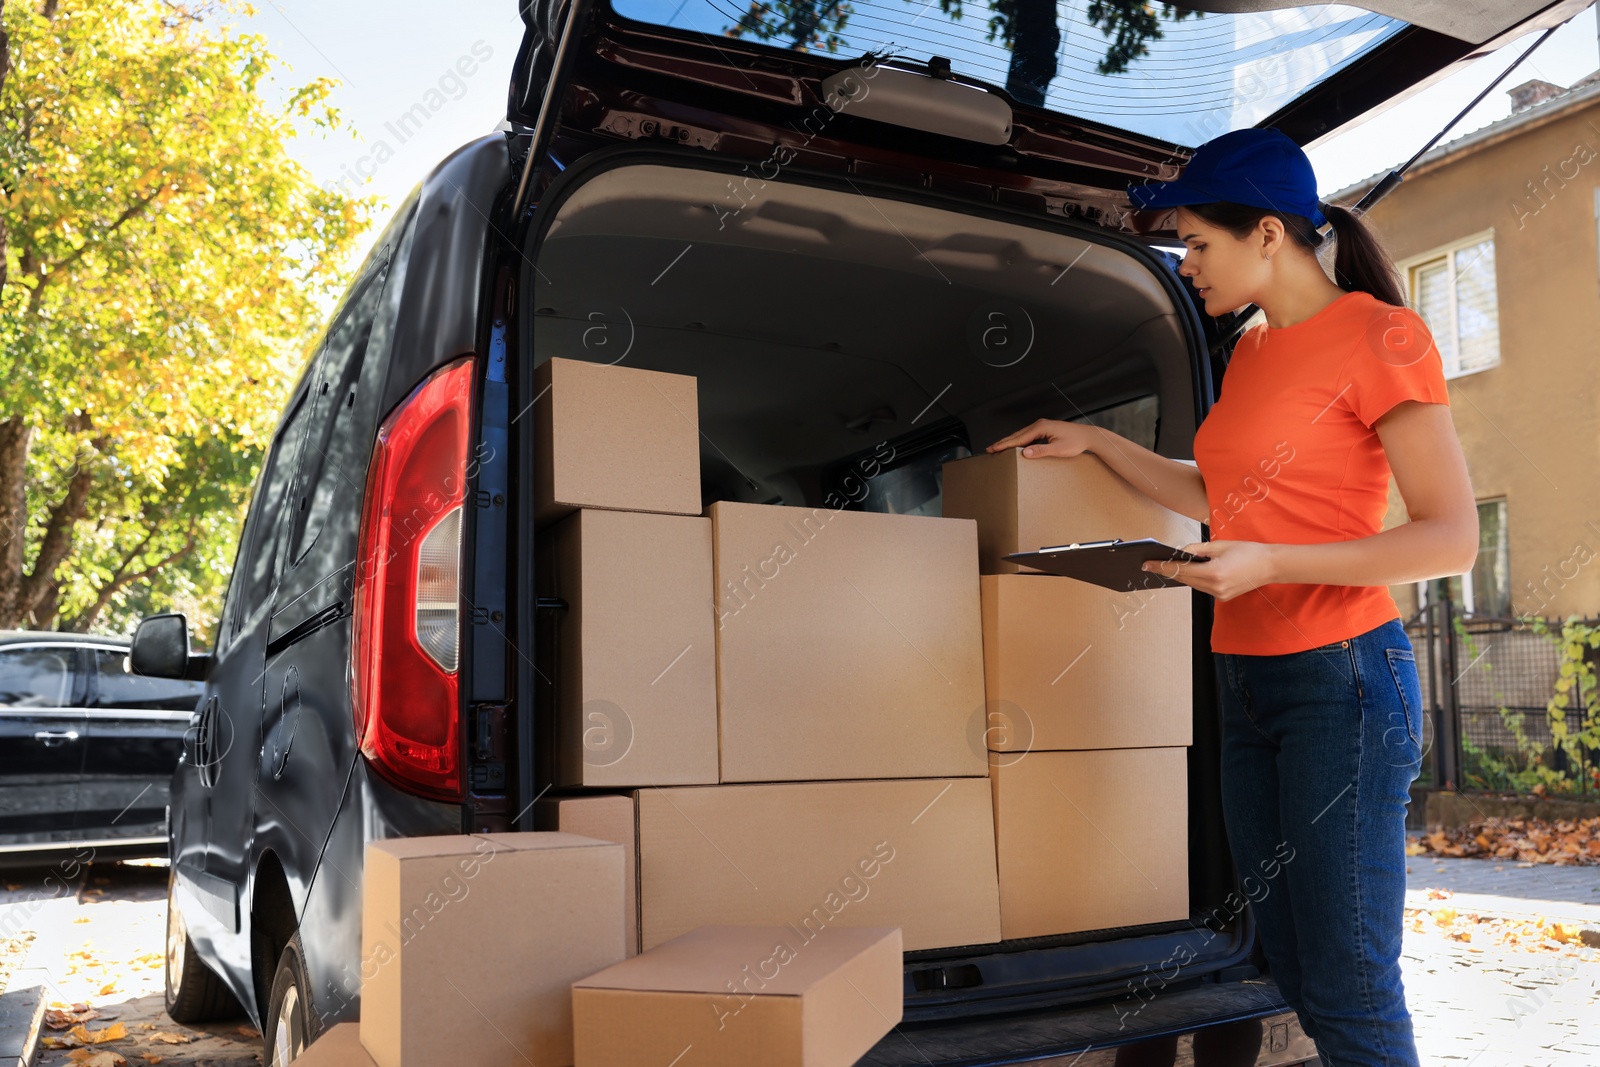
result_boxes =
[1468,498,1510,616]
[1418,498,1509,616]
[1403,232,1500,379]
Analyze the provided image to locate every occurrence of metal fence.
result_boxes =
[1405,600,1600,794]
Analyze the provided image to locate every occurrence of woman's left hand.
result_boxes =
[1143,540,1279,601]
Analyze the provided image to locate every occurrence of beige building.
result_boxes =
[1332,73,1600,622]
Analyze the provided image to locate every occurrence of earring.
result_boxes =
[1265,254,1271,262]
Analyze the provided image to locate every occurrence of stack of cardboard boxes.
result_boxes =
[297,831,900,1066]
[297,356,1204,1065]
[533,357,1002,957]
[942,448,1199,938]
[535,357,1202,946]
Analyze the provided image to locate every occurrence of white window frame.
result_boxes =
[1396,229,1501,380]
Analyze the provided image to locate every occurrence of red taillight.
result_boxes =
[352,357,474,801]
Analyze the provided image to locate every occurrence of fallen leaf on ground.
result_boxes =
[71,1021,127,1044]
[66,1051,126,1066]
[145,1032,189,1045]
[44,1006,101,1029]
[236,1024,260,1038]
[1408,815,1600,865]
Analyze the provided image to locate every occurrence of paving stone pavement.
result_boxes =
[1399,856,1600,1066]
[0,860,260,1066]
[1404,855,1600,925]
[4,856,1597,1065]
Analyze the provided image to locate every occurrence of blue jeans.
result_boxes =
[1217,618,1423,1067]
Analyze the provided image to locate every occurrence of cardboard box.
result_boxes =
[980,574,1191,751]
[535,794,640,955]
[573,925,903,1067]
[533,357,701,525]
[637,778,1000,952]
[709,501,987,782]
[361,832,627,1067]
[941,449,1200,574]
[538,508,718,786]
[989,749,1188,939]
[291,1024,379,1066]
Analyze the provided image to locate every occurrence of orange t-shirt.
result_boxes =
[1191,290,1450,655]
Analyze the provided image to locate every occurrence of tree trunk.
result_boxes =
[30,576,60,631]
[19,445,97,620]
[0,419,34,627]
[1005,0,1061,108]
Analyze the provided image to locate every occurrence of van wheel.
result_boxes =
[165,872,241,1023]
[265,933,322,1066]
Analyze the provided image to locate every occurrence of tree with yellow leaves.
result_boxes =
[0,0,373,635]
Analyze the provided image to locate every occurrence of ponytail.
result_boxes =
[1186,200,1408,309]
[1320,201,1406,308]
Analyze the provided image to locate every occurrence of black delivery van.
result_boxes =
[131,1,1585,1062]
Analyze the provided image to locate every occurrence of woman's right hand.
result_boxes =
[986,419,1099,460]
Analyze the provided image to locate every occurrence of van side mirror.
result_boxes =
[131,613,203,680]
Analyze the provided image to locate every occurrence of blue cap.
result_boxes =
[1127,128,1327,228]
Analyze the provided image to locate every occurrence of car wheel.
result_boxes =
[265,932,323,1066]
[165,872,241,1023]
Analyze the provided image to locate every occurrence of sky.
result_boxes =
[229,0,1600,258]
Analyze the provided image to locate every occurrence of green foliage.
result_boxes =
[1455,616,1600,795]
[0,0,375,636]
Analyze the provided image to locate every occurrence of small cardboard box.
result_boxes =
[980,574,1192,751]
[572,925,903,1067]
[533,357,701,525]
[535,794,640,955]
[538,508,718,786]
[361,832,627,1067]
[291,1024,379,1066]
[941,449,1200,574]
[709,500,987,782]
[989,749,1189,939]
[637,778,1000,952]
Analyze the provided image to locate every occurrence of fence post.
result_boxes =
[1438,595,1464,791]
[1557,660,1575,780]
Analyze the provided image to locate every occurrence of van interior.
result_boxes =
[522,157,1247,1024]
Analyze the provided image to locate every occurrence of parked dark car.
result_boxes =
[133,1,1586,1062]
[0,630,203,865]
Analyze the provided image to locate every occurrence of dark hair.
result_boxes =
[1184,200,1406,308]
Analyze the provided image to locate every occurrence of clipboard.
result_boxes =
[1004,538,1209,592]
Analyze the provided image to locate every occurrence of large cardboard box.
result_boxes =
[538,508,718,786]
[989,749,1189,939]
[637,778,1000,952]
[941,448,1200,574]
[361,833,627,1067]
[533,357,701,525]
[535,794,640,955]
[573,925,903,1067]
[980,574,1191,751]
[292,1024,379,1066]
[709,501,987,782]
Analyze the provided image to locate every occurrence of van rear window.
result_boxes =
[607,0,1407,146]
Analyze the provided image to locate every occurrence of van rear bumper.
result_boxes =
[860,978,1316,1066]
